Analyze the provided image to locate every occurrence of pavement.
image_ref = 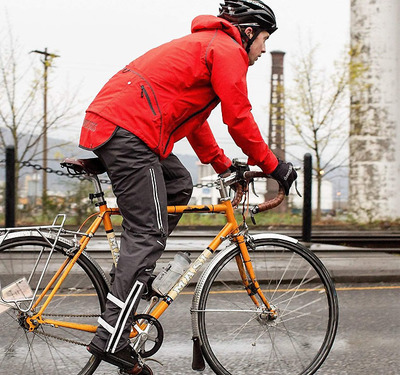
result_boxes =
[1,232,399,285]
[307,243,400,283]
[84,238,400,284]
[160,234,400,283]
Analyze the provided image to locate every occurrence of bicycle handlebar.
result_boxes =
[62,156,285,214]
[229,170,285,214]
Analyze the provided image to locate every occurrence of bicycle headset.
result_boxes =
[218,0,278,53]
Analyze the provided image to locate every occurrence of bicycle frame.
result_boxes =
[0,157,340,375]
[23,176,276,335]
[25,207,274,334]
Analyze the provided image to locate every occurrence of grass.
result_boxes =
[5,210,400,231]
[178,211,303,227]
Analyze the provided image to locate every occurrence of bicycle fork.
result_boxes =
[189,233,278,371]
[235,236,277,319]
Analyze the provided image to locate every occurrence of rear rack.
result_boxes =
[0,214,68,313]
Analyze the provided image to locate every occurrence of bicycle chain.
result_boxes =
[44,313,99,318]
[32,313,100,347]
[35,329,88,347]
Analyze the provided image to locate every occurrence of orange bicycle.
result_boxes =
[0,157,338,375]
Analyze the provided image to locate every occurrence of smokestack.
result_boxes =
[266,51,287,211]
[268,50,286,160]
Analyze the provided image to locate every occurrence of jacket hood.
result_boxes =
[191,15,243,46]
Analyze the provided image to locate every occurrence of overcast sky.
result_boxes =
[1,0,350,159]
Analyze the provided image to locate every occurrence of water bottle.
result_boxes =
[152,252,191,296]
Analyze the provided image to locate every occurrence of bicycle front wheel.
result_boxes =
[194,234,338,375]
[0,232,109,375]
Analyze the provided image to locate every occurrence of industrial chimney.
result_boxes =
[266,50,287,211]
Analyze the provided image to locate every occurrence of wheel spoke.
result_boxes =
[0,235,108,374]
[196,238,338,375]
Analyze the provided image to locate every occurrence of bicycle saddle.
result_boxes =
[61,157,107,175]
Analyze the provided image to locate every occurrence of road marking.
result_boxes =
[336,285,400,291]
[181,285,400,295]
[42,285,400,298]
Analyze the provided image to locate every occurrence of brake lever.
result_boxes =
[250,211,257,225]
[294,180,302,197]
[250,180,258,197]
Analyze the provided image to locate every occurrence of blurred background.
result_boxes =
[0,0,399,228]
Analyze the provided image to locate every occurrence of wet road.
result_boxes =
[1,282,399,374]
[89,283,399,374]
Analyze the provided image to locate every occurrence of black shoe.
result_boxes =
[87,341,141,370]
[120,363,153,375]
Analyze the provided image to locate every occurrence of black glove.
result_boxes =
[218,160,250,178]
[218,164,237,177]
[270,160,297,196]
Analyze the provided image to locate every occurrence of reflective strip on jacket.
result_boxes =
[79,15,278,174]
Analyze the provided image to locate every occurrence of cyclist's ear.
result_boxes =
[244,26,254,39]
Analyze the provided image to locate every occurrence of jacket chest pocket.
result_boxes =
[140,85,157,116]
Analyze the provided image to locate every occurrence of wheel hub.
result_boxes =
[17,312,37,330]
[256,305,279,325]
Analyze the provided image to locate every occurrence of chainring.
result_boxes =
[131,314,163,358]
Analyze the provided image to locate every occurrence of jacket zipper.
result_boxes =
[163,96,219,154]
[122,66,163,150]
[149,167,166,237]
[141,85,157,116]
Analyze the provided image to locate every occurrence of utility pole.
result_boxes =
[30,48,60,215]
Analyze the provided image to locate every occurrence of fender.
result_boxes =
[0,230,73,248]
[0,230,110,291]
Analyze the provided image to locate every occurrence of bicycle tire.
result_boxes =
[0,232,109,375]
[193,234,339,375]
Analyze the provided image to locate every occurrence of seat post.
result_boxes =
[87,174,107,206]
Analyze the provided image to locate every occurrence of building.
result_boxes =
[191,163,269,207]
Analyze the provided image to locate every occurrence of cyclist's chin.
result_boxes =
[248,56,259,66]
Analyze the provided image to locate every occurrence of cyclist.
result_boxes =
[79,1,297,373]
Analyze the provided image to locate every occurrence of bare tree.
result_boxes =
[286,43,367,221]
[0,26,78,217]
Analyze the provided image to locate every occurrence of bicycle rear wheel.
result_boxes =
[194,234,338,375]
[0,232,109,375]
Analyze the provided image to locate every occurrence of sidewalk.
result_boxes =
[1,239,399,286]
[92,242,400,284]
[308,243,400,283]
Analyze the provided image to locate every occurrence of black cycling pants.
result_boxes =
[91,127,193,353]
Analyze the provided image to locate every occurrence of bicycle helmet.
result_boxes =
[218,0,277,52]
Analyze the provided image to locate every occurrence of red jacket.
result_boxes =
[79,15,278,174]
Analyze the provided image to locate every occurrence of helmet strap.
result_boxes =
[239,26,262,53]
[246,29,261,54]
